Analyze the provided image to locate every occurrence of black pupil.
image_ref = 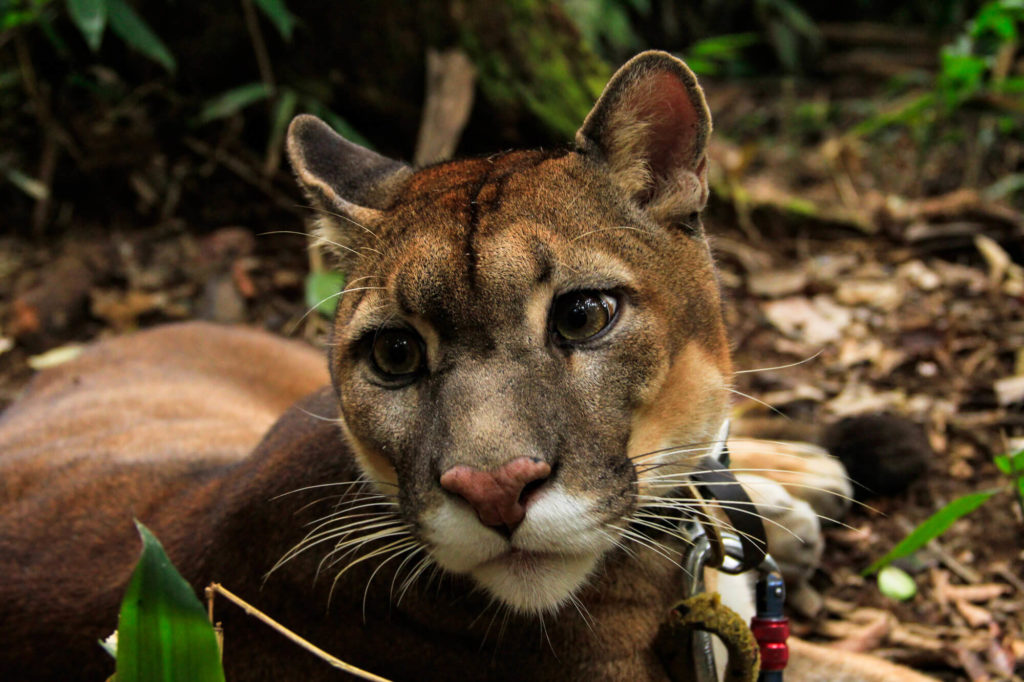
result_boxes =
[565,297,597,331]
[375,332,418,375]
[555,293,610,341]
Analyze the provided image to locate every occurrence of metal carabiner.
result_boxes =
[681,523,720,682]
[681,524,788,682]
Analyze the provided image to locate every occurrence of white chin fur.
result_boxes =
[422,486,614,613]
[471,552,599,614]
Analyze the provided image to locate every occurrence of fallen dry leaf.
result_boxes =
[748,267,808,298]
[27,344,84,370]
[994,375,1024,406]
[834,278,904,311]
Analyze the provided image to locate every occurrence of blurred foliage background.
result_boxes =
[0,0,1021,237]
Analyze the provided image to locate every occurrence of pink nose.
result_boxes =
[439,457,551,533]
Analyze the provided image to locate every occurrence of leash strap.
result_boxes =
[687,423,768,573]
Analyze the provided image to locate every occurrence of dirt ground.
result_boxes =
[1,66,1022,680]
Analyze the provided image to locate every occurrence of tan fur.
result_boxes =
[628,342,730,495]
[0,52,933,681]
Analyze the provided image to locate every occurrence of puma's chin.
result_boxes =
[470,550,600,614]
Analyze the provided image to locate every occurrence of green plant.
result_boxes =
[853,0,1023,138]
[305,269,346,318]
[107,521,225,682]
[754,0,822,73]
[937,0,1024,110]
[680,32,759,76]
[561,0,648,54]
[864,447,1024,579]
[67,0,175,72]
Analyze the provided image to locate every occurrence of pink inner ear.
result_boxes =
[639,72,702,179]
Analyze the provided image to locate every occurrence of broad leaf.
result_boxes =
[995,448,1024,506]
[197,82,272,124]
[993,448,1024,476]
[321,111,373,150]
[297,96,375,149]
[864,491,996,575]
[106,0,175,73]
[253,0,296,41]
[266,87,299,168]
[115,521,225,682]
[67,0,107,51]
[305,270,345,317]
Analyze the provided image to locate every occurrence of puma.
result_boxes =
[0,52,933,681]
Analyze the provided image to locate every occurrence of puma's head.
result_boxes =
[286,51,731,614]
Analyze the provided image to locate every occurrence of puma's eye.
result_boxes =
[371,329,424,379]
[551,291,618,344]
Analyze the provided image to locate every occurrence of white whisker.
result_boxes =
[733,349,824,374]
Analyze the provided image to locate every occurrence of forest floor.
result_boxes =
[1,66,1022,681]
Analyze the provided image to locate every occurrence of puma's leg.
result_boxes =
[731,469,828,615]
[786,637,937,682]
[728,438,853,522]
[732,472,823,583]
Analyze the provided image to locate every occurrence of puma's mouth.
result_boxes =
[421,485,620,613]
[485,548,555,567]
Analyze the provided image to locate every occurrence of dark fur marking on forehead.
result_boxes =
[463,166,493,291]
[461,151,562,290]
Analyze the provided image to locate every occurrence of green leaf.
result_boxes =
[864,490,996,575]
[106,0,175,73]
[197,82,272,124]
[253,0,296,41]
[116,521,224,682]
[996,448,1024,507]
[994,448,1024,475]
[305,270,345,317]
[66,0,106,51]
[300,96,375,150]
[877,565,917,601]
[321,112,373,150]
[265,87,298,169]
[689,33,760,58]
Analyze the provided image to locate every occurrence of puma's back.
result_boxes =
[0,322,327,507]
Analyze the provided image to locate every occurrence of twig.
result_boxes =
[31,132,58,236]
[205,582,392,682]
[240,0,276,95]
[183,136,299,212]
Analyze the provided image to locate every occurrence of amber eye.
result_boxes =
[371,329,424,379]
[551,291,618,343]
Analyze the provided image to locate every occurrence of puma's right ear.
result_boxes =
[576,51,711,229]
[286,115,412,266]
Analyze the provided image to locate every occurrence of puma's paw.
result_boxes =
[734,473,823,582]
[729,439,853,523]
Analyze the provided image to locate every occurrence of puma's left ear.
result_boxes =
[286,115,412,270]
[576,51,711,228]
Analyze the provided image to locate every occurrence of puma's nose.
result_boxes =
[439,457,551,535]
